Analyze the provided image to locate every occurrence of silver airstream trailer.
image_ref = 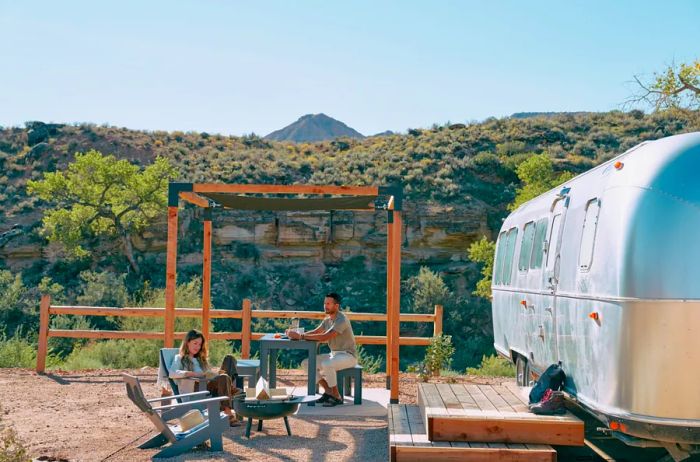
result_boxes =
[492,132,700,458]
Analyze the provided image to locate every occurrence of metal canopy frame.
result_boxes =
[165,182,403,403]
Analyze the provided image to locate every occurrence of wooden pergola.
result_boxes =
[165,182,404,402]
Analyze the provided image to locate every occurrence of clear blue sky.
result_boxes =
[1,1,699,136]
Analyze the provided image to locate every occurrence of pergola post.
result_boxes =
[202,208,212,339]
[385,211,394,390]
[165,204,178,347]
[165,183,193,347]
[390,210,402,403]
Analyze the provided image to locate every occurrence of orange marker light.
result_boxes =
[589,311,599,321]
[520,300,528,309]
[610,420,620,431]
[614,161,624,170]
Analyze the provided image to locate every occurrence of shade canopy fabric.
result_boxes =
[199,192,380,211]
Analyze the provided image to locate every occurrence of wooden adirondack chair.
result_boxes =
[122,373,229,459]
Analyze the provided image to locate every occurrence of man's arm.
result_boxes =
[287,325,338,342]
[301,327,338,342]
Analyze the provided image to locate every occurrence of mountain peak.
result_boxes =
[265,114,364,142]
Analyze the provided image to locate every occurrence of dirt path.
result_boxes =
[0,368,506,461]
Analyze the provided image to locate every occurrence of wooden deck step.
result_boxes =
[389,404,557,462]
[417,383,584,446]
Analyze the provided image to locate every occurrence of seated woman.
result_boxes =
[169,329,242,426]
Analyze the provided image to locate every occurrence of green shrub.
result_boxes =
[424,334,455,376]
[355,344,382,374]
[58,339,157,370]
[466,354,515,377]
[0,336,36,368]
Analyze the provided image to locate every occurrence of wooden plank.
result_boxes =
[192,183,379,196]
[356,336,430,346]
[241,299,252,358]
[36,294,50,373]
[465,384,499,413]
[202,218,212,339]
[393,445,556,462]
[451,384,480,413]
[431,415,584,445]
[493,385,530,413]
[179,191,209,208]
[247,310,433,322]
[433,304,443,336]
[505,382,532,406]
[420,383,447,440]
[386,214,394,394]
[48,330,165,340]
[389,211,402,403]
[480,384,517,414]
[390,405,413,447]
[405,405,431,447]
[164,205,178,347]
[389,405,398,462]
[435,384,468,416]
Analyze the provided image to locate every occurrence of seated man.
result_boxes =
[287,292,357,407]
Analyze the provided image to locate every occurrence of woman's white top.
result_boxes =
[169,354,204,395]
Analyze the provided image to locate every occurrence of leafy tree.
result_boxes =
[405,266,450,313]
[27,150,178,274]
[632,59,700,111]
[467,237,496,299]
[509,154,575,211]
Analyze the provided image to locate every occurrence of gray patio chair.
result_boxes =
[122,373,229,459]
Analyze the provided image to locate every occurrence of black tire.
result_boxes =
[515,355,530,387]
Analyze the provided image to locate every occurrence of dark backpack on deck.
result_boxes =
[529,363,566,404]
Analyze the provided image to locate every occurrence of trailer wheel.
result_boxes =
[516,355,530,387]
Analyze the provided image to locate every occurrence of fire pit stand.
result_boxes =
[233,395,315,438]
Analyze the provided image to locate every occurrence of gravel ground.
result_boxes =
[0,368,506,462]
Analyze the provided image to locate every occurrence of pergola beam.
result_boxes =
[180,191,210,208]
[192,184,379,196]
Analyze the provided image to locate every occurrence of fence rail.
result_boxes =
[36,295,443,373]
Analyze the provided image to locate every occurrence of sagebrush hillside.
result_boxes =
[1,110,699,369]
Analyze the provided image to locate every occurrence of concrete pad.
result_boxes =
[284,387,390,417]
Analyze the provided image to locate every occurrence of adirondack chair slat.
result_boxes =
[123,373,229,458]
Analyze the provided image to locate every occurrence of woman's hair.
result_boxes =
[179,329,209,371]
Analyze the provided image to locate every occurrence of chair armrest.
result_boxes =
[147,390,210,403]
[152,395,228,411]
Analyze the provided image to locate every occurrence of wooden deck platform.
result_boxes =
[418,383,584,446]
[389,404,557,462]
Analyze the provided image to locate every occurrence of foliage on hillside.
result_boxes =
[1,110,699,370]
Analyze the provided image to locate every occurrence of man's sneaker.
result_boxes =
[315,393,331,404]
[322,396,344,407]
[530,390,566,415]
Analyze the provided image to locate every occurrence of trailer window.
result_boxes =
[546,214,562,271]
[494,231,507,285]
[530,218,548,269]
[503,227,518,285]
[579,199,601,271]
[518,222,535,271]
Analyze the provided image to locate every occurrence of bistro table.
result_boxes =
[259,333,318,406]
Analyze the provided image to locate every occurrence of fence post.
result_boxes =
[37,294,50,373]
[241,299,252,359]
[433,304,443,337]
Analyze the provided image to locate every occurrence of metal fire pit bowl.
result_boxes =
[233,394,307,438]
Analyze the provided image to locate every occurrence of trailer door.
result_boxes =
[539,193,570,365]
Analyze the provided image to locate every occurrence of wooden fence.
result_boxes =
[36,294,443,373]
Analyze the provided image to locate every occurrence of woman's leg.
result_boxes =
[219,354,240,392]
[207,374,240,425]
